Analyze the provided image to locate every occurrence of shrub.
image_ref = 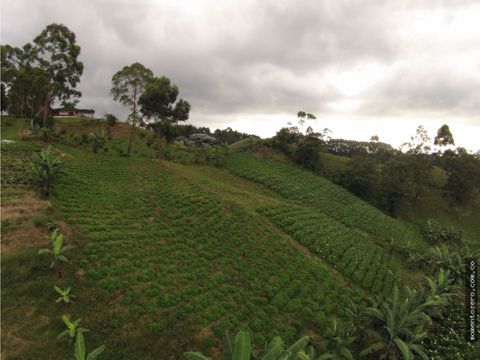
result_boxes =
[89,132,106,153]
[58,315,88,339]
[38,229,72,269]
[30,146,64,196]
[423,219,462,244]
[54,286,76,304]
[294,136,322,171]
[185,330,309,360]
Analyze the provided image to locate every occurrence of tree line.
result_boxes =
[267,121,480,215]
[1,24,83,127]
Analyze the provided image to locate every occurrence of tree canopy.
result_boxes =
[138,76,190,124]
[434,124,455,147]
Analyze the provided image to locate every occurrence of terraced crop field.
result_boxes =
[1,142,42,186]
[259,205,400,295]
[53,148,362,358]
[225,152,426,250]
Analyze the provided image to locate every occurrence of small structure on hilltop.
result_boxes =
[182,133,217,148]
[52,108,95,118]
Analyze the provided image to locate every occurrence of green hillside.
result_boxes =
[1,126,359,358]
[225,152,427,250]
[1,118,477,359]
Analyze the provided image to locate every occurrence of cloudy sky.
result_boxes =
[2,0,480,150]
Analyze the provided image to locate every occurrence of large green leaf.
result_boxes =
[339,347,354,360]
[409,344,429,360]
[184,352,211,360]
[223,331,233,359]
[282,336,308,356]
[260,344,283,360]
[232,330,252,360]
[359,341,386,357]
[52,231,64,254]
[38,248,53,255]
[393,337,412,360]
[62,315,74,329]
[75,332,86,360]
[58,255,70,263]
[87,345,106,360]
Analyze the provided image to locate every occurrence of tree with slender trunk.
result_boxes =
[111,63,153,155]
[30,24,84,128]
[104,113,118,140]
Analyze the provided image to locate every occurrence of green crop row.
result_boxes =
[259,205,400,295]
[225,152,426,250]
[0,142,42,185]
[53,149,364,353]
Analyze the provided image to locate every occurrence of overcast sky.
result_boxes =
[2,0,480,150]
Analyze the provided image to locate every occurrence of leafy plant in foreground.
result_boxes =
[54,285,76,304]
[38,229,71,269]
[73,331,105,360]
[30,145,64,196]
[422,268,456,319]
[428,245,464,281]
[184,330,310,360]
[360,287,431,360]
[59,315,88,339]
[318,320,356,360]
[423,219,462,244]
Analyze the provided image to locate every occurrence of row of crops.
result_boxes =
[225,152,426,250]
[0,142,41,185]
[54,149,362,357]
[259,205,400,295]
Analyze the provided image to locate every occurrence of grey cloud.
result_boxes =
[1,0,480,129]
[360,62,480,123]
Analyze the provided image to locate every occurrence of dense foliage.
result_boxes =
[260,205,401,295]
[326,138,396,158]
[186,330,312,360]
[1,23,84,127]
[225,152,425,250]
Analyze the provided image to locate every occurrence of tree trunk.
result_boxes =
[44,184,49,197]
[127,119,135,155]
[127,86,138,155]
[42,95,50,129]
[41,77,52,129]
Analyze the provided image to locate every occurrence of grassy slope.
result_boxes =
[1,116,28,140]
[224,152,426,249]
[2,118,475,358]
[2,130,361,358]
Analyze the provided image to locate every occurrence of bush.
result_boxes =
[89,132,106,153]
[423,219,462,244]
[30,146,64,196]
[294,136,322,171]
